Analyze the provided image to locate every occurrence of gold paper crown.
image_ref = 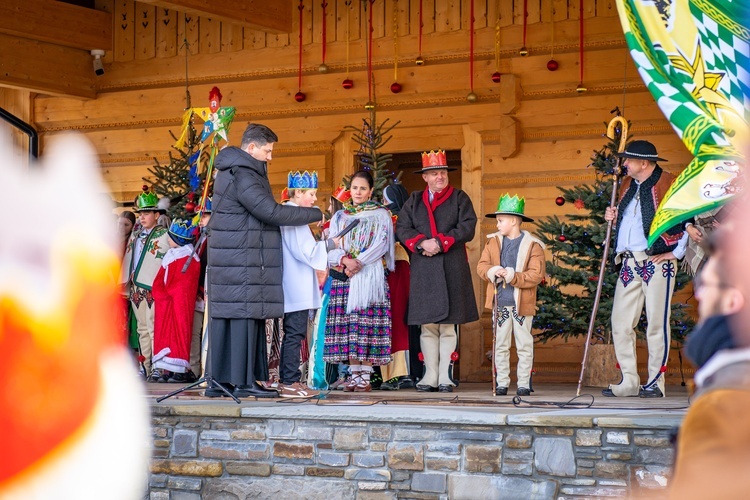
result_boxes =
[421,149,448,169]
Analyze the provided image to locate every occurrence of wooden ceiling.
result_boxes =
[0,0,292,99]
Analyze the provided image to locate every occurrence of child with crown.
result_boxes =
[120,188,171,380]
[151,218,202,383]
[278,170,342,398]
[477,194,546,397]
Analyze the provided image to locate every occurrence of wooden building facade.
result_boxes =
[0,0,695,383]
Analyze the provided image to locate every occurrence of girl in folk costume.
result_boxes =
[151,219,201,382]
[324,171,396,392]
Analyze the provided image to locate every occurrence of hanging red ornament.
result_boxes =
[491,71,502,83]
[450,351,459,362]
[342,78,354,89]
[468,0,476,99]
[319,1,329,73]
[574,198,585,210]
[520,0,528,56]
[295,0,305,102]
[588,276,598,282]
[547,59,559,71]
[558,234,567,242]
[547,1,557,71]
[540,277,547,286]
[390,0,401,95]
[390,82,402,93]
[577,0,586,94]
[187,192,195,201]
[185,202,196,213]
[416,0,424,65]
[142,185,149,192]
[295,91,306,102]
[555,196,565,206]
[343,1,353,89]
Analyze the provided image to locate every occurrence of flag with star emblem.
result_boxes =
[615,0,749,246]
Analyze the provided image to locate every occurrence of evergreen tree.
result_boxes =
[533,114,694,346]
[344,106,400,201]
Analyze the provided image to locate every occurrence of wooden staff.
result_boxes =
[576,115,629,397]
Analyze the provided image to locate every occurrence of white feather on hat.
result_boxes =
[157,197,171,211]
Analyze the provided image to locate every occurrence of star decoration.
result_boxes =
[668,44,730,121]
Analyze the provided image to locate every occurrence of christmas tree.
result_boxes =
[344,106,400,202]
[533,112,694,346]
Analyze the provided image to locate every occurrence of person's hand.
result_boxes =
[686,224,703,243]
[604,206,618,222]
[342,257,362,275]
[332,236,342,248]
[495,268,507,280]
[651,252,676,264]
[420,238,441,255]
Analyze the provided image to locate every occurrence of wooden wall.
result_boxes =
[23,0,695,383]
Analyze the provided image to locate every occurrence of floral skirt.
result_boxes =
[323,277,392,365]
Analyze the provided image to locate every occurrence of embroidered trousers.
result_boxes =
[609,251,676,396]
[494,306,534,388]
[419,323,457,387]
[131,298,155,373]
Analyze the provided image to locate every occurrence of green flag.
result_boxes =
[615,0,749,246]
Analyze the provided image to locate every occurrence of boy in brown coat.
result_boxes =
[477,194,545,396]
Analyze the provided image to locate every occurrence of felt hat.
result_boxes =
[485,193,534,222]
[167,218,198,246]
[415,149,457,173]
[616,140,667,162]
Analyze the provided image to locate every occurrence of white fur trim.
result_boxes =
[504,267,516,283]
[487,265,502,283]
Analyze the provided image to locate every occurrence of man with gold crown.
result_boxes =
[397,149,479,392]
[120,188,171,380]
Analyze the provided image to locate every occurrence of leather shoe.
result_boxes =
[639,386,664,398]
[234,383,278,398]
[438,384,454,393]
[416,384,437,392]
[205,383,235,398]
[495,386,508,396]
[516,387,531,396]
[601,388,616,397]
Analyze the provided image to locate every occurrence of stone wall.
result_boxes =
[147,404,679,499]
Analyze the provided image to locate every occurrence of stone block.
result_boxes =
[267,419,296,439]
[448,475,558,500]
[148,474,167,488]
[199,441,268,460]
[535,427,574,436]
[306,467,345,477]
[150,459,222,477]
[387,443,424,470]
[465,445,502,473]
[426,442,461,455]
[150,492,168,500]
[599,479,628,487]
[577,459,595,468]
[425,458,460,471]
[561,478,596,486]
[318,451,350,467]
[606,432,630,445]
[334,428,368,451]
[170,493,201,500]
[606,452,633,461]
[272,464,305,475]
[153,439,169,448]
[579,468,594,477]
[371,442,387,452]
[298,425,334,441]
[559,486,627,497]
[633,465,670,489]
[357,481,387,491]
[230,427,266,440]
[204,477,355,499]
[501,449,533,476]
[153,427,168,438]
[273,442,315,462]
[356,492,397,500]
[576,429,602,447]
[633,435,671,447]
[393,428,438,441]
[225,462,271,476]
[345,469,391,481]
[369,425,393,441]
[152,448,169,458]
[440,431,503,442]
[595,461,629,479]
[505,433,532,449]
[199,430,231,441]
[534,438,576,477]
[636,447,674,465]
[172,429,198,457]
[167,477,202,491]
[412,472,447,493]
[353,453,385,468]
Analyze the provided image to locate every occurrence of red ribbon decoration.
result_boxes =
[298,0,304,92]
[367,0,375,101]
[469,0,475,91]
[522,0,528,48]
[579,0,584,86]
[418,0,423,56]
[321,2,328,65]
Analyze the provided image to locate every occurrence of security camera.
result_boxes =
[91,50,105,76]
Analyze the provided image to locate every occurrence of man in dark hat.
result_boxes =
[602,140,689,398]
[396,150,479,393]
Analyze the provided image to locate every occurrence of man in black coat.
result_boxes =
[396,150,479,393]
[206,123,322,398]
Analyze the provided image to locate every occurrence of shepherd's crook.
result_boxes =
[576,116,629,397]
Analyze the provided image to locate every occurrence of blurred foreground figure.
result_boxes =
[0,131,149,499]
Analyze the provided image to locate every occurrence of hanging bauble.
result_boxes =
[540,277,547,286]
[187,192,195,201]
[390,82,402,94]
[318,63,329,74]
[576,84,587,94]
[558,234,567,242]
[342,78,354,90]
[519,47,529,57]
[588,276,598,282]
[415,56,425,66]
[574,198,585,210]
[466,92,478,103]
[364,101,376,110]
[547,59,559,71]
[294,91,306,102]
[185,202,196,213]
[491,71,502,83]
[555,196,565,206]
[142,184,149,192]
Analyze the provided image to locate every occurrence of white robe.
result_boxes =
[281,201,328,313]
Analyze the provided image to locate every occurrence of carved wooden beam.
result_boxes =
[137,0,293,33]
[0,0,112,51]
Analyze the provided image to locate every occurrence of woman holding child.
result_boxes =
[323,171,395,392]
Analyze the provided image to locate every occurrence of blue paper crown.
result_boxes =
[168,218,197,245]
[287,170,318,189]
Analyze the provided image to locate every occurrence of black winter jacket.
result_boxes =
[207,146,321,319]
